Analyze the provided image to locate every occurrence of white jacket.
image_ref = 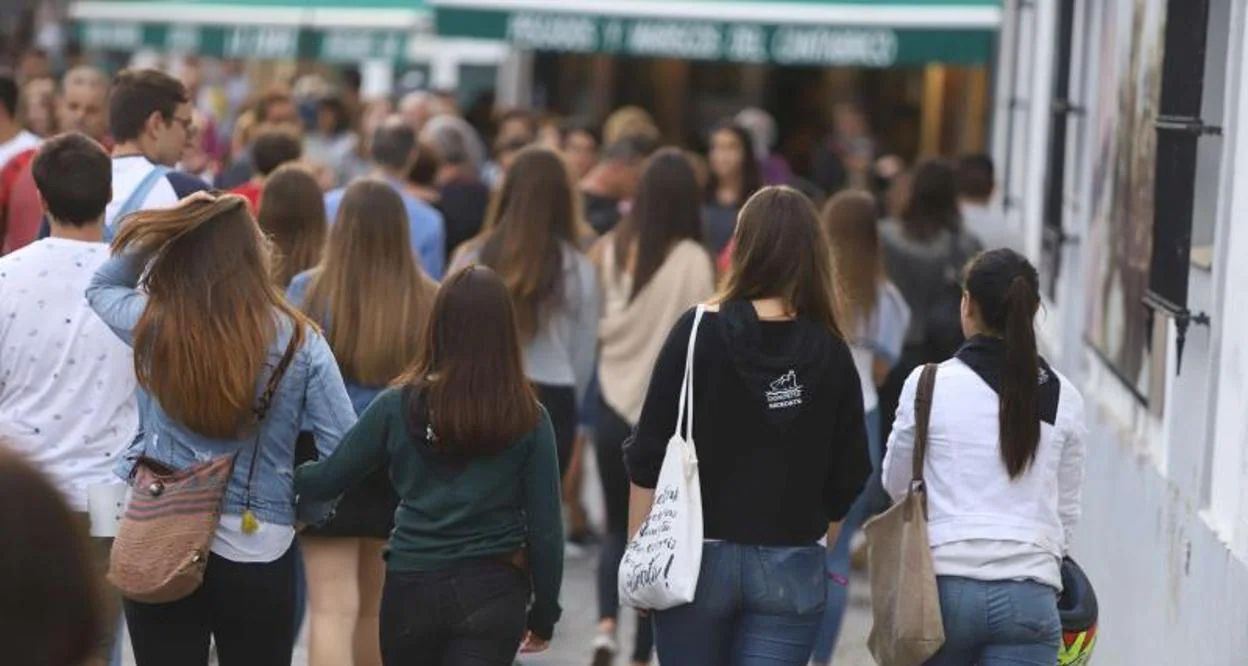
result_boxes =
[882,357,1086,581]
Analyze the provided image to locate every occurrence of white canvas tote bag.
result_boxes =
[618,305,706,610]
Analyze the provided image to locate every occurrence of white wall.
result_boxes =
[998,0,1248,662]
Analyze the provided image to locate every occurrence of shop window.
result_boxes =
[1039,0,1078,299]
[1146,0,1220,373]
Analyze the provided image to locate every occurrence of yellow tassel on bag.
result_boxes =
[241,510,259,535]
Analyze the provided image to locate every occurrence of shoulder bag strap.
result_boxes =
[106,165,171,242]
[911,363,939,487]
[239,327,303,530]
[675,305,706,443]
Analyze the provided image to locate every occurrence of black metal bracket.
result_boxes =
[1143,292,1212,375]
[1155,115,1223,136]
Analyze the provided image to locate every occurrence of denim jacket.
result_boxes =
[86,252,358,526]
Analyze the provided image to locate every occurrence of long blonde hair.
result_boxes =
[822,190,885,333]
[301,179,436,386]
[112,194,312,439]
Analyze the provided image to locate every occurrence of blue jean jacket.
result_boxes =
[86,252,358,526]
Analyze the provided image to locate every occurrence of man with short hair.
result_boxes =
[3,66,111,254]
[956,153,1019,252]
[423,115,490,258]
[0,132,139,666]
[325,115,446,278]
[229,128,303,213]
[216,89,300,189]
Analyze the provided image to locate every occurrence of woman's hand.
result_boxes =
[518,631,549,654]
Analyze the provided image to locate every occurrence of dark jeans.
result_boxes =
[380,561,530,665]
[124,545,298,666]
[534,382,576,475]
[593,396,655,661]
[654,542,826,666]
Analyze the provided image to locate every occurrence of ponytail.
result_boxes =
[999,276,1040,478]
[963,249,1042,479]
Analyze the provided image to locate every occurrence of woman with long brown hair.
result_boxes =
[296,265,565,663]
[86,192,357,666]
[624,186,870,665]
[810,190,911,665]
[258,163,329,287]
[589,148,715,666]
[451,146,599,473]
[286,178,438,666]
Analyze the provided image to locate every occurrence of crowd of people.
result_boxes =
[0,56,1085,666]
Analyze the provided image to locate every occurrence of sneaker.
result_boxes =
[591,631,618,666]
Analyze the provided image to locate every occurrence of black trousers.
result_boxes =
[534,382,576,475]
[594,396,656,662]
[380,561,530,665]
[124,545,297,666]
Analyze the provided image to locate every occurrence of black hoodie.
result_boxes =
[624,304,871,546]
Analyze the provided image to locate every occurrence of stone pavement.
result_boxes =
[123,450,876,665]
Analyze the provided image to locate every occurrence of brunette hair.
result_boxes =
[963,248,1042,478]
[476,147,580,339]
[399,266,540,456]
[258,164,328,287]
[252,128,303,177]
[705,121,763,207]
[0,445,102,666]
[613,148,707,301]
[302,179,437,387]
[112,194,314,439]
[822,190,885,332]
[108,68,189,142]
[31,131,112,226]
[718,186,842,337]
[901,159,962,241]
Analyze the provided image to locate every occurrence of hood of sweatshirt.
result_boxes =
[716,300,834,430]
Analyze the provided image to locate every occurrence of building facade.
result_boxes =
[996,0,1248,662]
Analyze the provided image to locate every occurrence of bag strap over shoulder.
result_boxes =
[911,363,939,485]
[675,305,706,442]
[239,328,302,531]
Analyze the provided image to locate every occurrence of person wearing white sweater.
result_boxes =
[882,248,1086,666]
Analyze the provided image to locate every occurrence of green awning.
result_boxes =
[70,0,429,60]
[432,0,1001,66]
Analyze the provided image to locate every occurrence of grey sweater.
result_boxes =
[879,219,983,345]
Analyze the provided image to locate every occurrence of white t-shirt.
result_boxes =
[0,129,40,170]
[0,238,139,511]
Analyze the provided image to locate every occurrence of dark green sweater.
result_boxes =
[295,388,564,639]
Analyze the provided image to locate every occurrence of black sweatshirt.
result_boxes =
[624,305,870,546]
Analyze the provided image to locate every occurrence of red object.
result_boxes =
[1,150,42,255]
[717,238,735,275]
[230,181,262,215]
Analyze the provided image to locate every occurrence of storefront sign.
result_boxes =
[76,21,409,61]
[437,8,993,66]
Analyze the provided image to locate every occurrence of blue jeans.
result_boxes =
[653,542,825,666]
[812,408,885,662]
[924,577,1061,666]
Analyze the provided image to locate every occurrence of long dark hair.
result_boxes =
[706,122,763,207]
[258,164,328,287]
[717,186,842,337]
[964,249,1041,478]
[901,159,962,241]
[477,147,580,339]
[0,445,102,666]
[399,266,540,456]
[613,148,706,300]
